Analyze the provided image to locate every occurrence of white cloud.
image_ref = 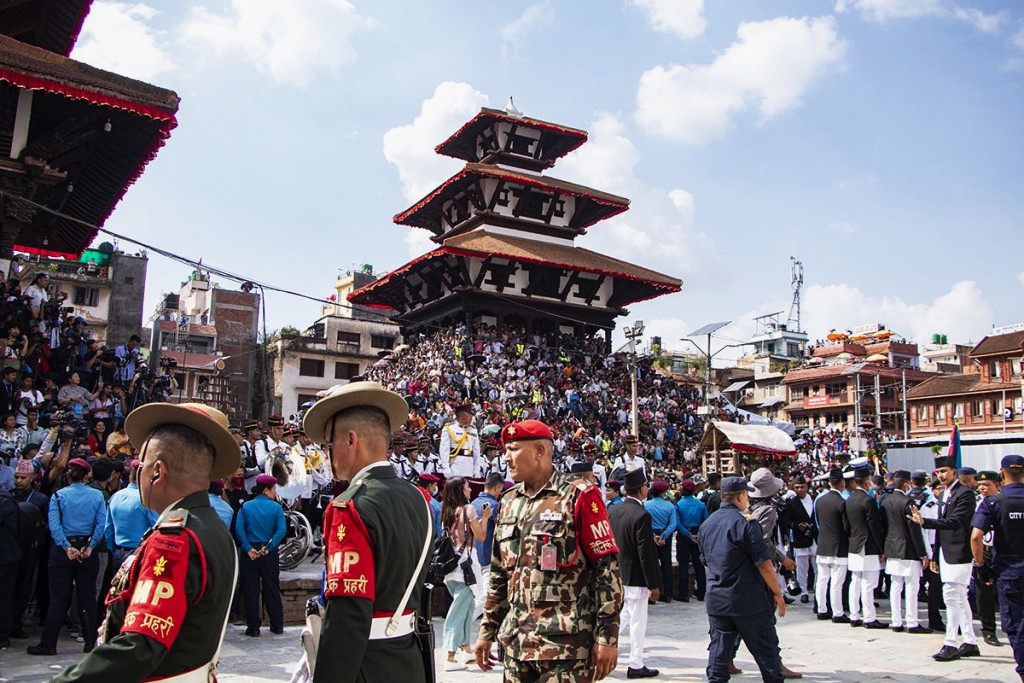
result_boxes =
[500,1,555,59]
[1018,271,1024,287]
[836,0,1007,33]
[182,0,375,87]
[71,2,174,82]
[630,0,707,39]
[827,220,857,235]
[382,82,489,255]
[1013,25,1024,51]
[635,16,846,145]
[802,280,994,345]
[558,112,638,189]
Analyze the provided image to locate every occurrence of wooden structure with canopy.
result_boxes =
[348,105,682,346]
[0,0,179,267]
[698,420,798,476]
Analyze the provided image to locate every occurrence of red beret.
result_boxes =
[67,457,91,474]
[680,479,697,493]
[419,473,440,483]
[255,474,277,487]
[501,419,554,444]
[651,480,671,494]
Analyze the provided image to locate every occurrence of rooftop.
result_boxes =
[435,107,588,169]
[970,330,1024,359]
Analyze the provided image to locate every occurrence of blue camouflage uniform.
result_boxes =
[972,469,1024,680]
[699,499,783,683]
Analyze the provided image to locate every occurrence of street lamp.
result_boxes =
[679,321,752,407]
[623,320,645,438]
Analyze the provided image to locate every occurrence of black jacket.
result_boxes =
[781,494,817,549]
[813,489,850,558]
[846,488,886,556]
[882,490,927,561]
[922,480,976,565]
[608,497,661,590]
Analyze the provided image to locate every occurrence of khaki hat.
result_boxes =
[125,402,241,479]
[303,381,409,444]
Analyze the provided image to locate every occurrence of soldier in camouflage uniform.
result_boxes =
[474,419,623,682]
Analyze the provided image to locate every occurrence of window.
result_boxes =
[370,335,395,350]
[973,400,985,418]
[917,405,928,423]
[73,286,99,307]
[992,399,1002,417]
[335,362,359,380]
[787,343,801,358]
[299,358,324,377]
[989,360,1002,379]
[935,404,946,422]
[1012,358,1024,377]
[297,393,318,409]
[337,331,360,348]
[954,403,964,420]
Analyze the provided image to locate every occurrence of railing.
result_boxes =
[28,262,110,280]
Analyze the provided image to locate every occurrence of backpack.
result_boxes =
[0,490,46,549]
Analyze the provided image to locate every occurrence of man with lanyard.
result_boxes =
[611,435,645,478]
[43,401,240,682]
[576,441,606,491]
[415,434,447,476]
[480,438,509,480]
[303,382,433,683]
[440,404,480,478]
[113,335,142,387]
[910,454,980,662]
[971,454,1024,681]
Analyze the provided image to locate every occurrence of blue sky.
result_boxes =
[70,0,1024,359]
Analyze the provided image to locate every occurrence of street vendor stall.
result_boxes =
[698,420,797,476]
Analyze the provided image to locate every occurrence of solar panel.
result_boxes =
[688,321,731,337]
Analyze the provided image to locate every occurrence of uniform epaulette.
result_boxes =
[158,509,189,532]
[568,478,591,493]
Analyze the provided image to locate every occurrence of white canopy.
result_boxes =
[698,420,797,456]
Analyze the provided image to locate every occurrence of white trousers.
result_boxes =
[890,575,920,628]
[941,582,977,647]
[849,570,879,622]
[473,565,489,620]
[618,586,649,669]
[795,552,815,597]
[815,556,848,616]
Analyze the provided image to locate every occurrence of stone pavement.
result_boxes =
[0,599,1017,682]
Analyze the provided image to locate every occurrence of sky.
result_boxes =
[68,0,1024,362]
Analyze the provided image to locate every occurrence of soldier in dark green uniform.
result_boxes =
[303,381,434,683]
[474,419,624,682]
[47,402,240,683]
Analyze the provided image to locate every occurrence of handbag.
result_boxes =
[460,553,476,586]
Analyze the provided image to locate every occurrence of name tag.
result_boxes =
[539,511,561,522]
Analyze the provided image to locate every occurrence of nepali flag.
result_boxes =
[947,422,962,469]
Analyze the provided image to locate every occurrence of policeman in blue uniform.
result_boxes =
[698,476,786,683]
[644,480,678,603]
[29,457,106,655]
[971,454,1024,682]
[234,473,287,637]
[103,459,158,571]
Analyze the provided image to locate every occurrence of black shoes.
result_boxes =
[907,626,933,635]
[891,625,904,632]
[932,645,960,662]
[849,619,863,627]
[832,615,851,624]
[929,622,947,632]
[27,644,57,656]
[244,628,260,637]
[800,595,809,604]
[783,595,795,605]
[983,632,1003,647]
[864,620,889,630]
[817,613,832,620]
[958,643,981,658]
[680,596,690,603]
[627,666,659,679]
[9,625,27,639]
[270,627,284,635]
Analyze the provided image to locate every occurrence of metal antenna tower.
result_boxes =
[787,256,803,332]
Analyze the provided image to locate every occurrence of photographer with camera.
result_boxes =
[113,335,142,387]
[24,273,49,333]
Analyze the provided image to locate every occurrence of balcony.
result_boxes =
[26,261,110,284]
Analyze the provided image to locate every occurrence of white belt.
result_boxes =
[368,612,414,640]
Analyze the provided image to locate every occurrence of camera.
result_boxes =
[159,357,178,370]
[780,566,802,596]
[43,410,89,439]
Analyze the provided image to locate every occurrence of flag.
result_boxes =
[947,421,962,469]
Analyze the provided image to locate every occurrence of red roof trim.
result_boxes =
[732,442,797,456]
[65,1,94,56]
[394,166,628,230]
[347,245,681,309]
[434,109,587,158]
[0,67,177,122]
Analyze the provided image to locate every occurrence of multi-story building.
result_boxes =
[21,246,147,345]
[736,311,809,420]
[149,270,260,419]
[907,326,1024,438]
[919,338,973,374]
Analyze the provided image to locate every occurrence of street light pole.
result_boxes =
[623,320,645,437]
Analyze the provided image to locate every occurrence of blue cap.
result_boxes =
[1001,454,1024,469]
[958,466,977,476]
[721,476,755,493]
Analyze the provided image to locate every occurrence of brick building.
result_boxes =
[907,328,1024,438]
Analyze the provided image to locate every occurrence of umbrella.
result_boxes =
[865,353,888,363]
[373,359,390,367]
[849,334,871,342]
[481,424,502,437]
[827,330,848,341]
[872,330,894,339]
[794,438,808,446]
[800,428,813,435]
[836,352,853,361]
[859,420,876,428]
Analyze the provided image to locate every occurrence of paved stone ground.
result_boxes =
[1,597,1017,683]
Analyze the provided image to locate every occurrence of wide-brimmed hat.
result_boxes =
[749,467,783,498]
[303,381,409,443]
[125,402,240,479]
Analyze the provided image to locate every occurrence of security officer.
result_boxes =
[29,457,106,655]
[416,434,447,476]
[973,470,1002,647]
[304,382,434,683]
[576,441,607,490]
[103,459,158,572]
[235,473,286,637]
[474,419,623,682]
[971,454,1024,681]
[440,404,480,478]
[240,419,262,493]
[644,480,678,604]
[611,435,645,477]
[44,402,240,683]
[698,476,787,683]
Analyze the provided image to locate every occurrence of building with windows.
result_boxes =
[272,272,402,420]
[21,246,147,344]
[907,326,1024,438]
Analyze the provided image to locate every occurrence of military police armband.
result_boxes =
[324,500,375,600]
[120,530,191,650]
[576,485,618,562]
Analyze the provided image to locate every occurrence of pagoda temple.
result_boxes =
[348,104,682,345]
[0,0,179,267]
